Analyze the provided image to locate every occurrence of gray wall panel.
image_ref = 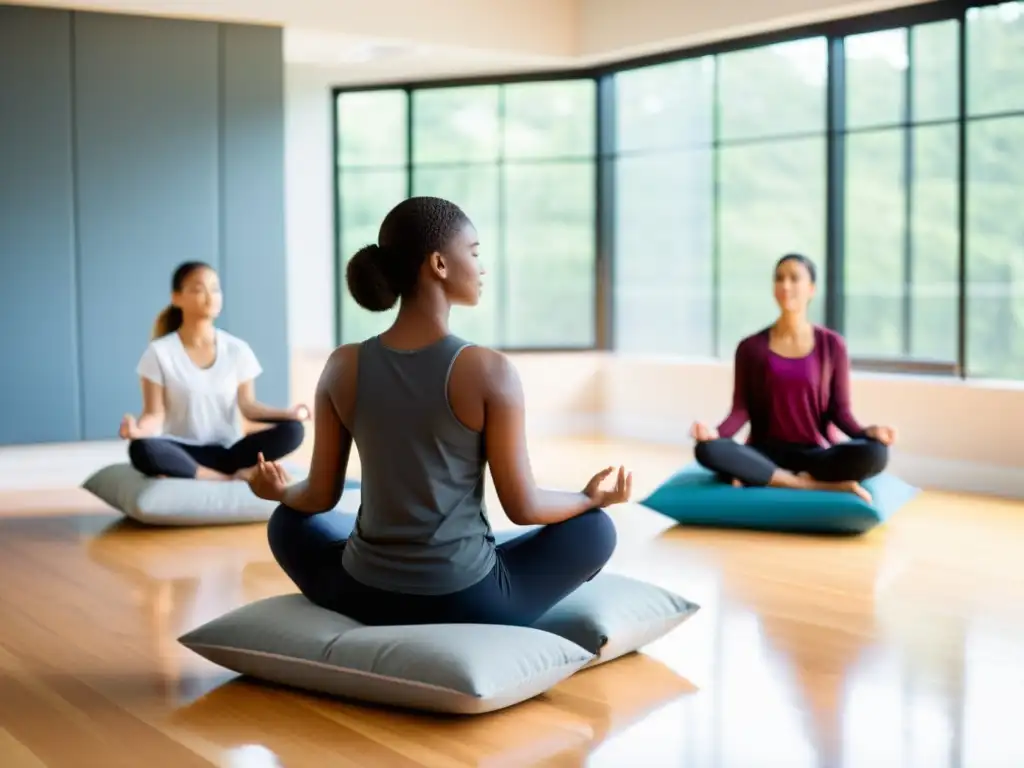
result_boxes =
[219,24,290,407]
[0,7,288,445]
[0,7,81,444]
[73,13,220,440]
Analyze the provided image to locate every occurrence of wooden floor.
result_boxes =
[1,436,1022,767]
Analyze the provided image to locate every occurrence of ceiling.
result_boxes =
[6,0,928,82]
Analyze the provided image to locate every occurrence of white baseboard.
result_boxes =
[525,411,604,438]
[600,413,694,449]
[600,413,1024,501]
[886,453,1024,500]
[0,440,128,491]
[2,418,1021,501]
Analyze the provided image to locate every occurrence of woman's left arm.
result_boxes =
[235,342,308,422]
[828,336,869,439]
[237,380,308,422]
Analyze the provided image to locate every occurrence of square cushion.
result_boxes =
[82,462,360,526]
[642,461,919,535]
[178,572,699,714]
[179,594,594,715]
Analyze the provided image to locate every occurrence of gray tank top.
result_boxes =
[340,334,496,595]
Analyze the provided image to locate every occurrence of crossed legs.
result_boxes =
[128,420,305,480]
[694,437,889,500]
[266,505,617,628]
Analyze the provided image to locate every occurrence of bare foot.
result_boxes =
[232,466,257,482]
[797,472,872,503]
[836,480,872,504]
[731,478,745,488]
[195,466,233,482]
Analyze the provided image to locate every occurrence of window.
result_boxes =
[335,90,408,344]
[612,41,828,361]
[841,23,960,364]
[716,39,828,357]
[332,0,1024,381]
[412,86,502,346]
[965,2,1024,380]
[501,80,596,348]
[612,58,715,357]
[336,80,597,348]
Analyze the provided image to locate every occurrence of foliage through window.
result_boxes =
[337,81,596,349]
[334,1,1024,380]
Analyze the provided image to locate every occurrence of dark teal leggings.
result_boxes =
[267,505,617,627]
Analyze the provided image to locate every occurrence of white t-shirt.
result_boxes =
[136,329,263,446]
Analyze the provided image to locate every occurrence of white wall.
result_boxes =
[581,0,927,59]
[285,63,336,351]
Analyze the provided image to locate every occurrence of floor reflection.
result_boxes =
[0,471,1021,767]
[172,653,695,767]
[85,518,281,706]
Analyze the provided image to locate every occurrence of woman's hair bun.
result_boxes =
[346,244,398,312]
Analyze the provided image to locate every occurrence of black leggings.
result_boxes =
[128,420,305,478]
[267,505,617,628]
[694,437,889,487]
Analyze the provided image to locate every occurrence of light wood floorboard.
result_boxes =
[0,436,1021,767]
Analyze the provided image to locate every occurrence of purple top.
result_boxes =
[717,325,866,447]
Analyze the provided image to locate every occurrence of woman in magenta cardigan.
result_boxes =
[690,254,897,503]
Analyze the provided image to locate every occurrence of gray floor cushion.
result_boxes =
[82,462,360,526]
[179,594,594,715]
[178,572,699,714]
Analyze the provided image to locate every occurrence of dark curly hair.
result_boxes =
[346,196,471,312]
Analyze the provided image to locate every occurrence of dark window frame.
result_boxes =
[330,0,1018,378]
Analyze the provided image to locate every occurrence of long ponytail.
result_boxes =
[152,305,184,339]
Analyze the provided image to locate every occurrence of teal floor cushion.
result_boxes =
[641,461,919,535]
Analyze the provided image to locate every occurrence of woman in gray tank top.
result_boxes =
[248,196,633,628]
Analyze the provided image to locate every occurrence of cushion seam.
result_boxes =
[183,641,590,699]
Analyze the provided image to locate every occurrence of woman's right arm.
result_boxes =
[713,340,750,439]
[120,377,165,439]
[124,345,165,438]
[482,352,599,526]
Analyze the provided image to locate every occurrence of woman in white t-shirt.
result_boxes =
[119,261,308,481]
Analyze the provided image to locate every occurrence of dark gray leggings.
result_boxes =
[694,437,889,487]
[267,505,617,628]
[128,420,304,478]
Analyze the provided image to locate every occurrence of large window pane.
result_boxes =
[718,38,827,141]
[845,29,907,129]
[412,86,501,165]
[967,1,1024,116]
[338,170,407,343]
[966,118,1024,380]
[844,130,905,358]
[503,162,595,347]
[614,150,714,356]
[337,90,407,168]
[912,20,959,122]
[503,80,595,160]
[615,58,714,152]
[910,124,959,362]
[412,166,501,347]
[613,58,715,356]
[718,138,826,356]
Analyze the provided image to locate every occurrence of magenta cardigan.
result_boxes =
[716,325,866,446]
